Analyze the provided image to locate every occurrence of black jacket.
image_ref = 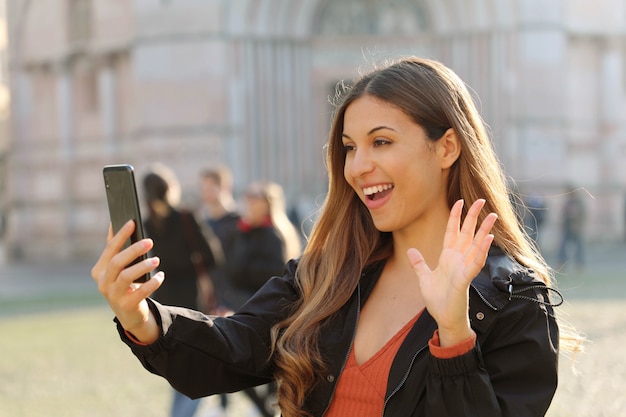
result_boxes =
[225,224,286,308]
[117,247,559,416]
[144,209,217,309]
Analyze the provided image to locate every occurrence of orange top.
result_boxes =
[325,312,476,417]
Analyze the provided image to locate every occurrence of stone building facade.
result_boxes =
[3,0,626,262]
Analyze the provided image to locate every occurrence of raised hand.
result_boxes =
[407,199,497,347]
[91,220,164,343]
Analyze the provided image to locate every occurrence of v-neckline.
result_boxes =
[352,308,424,367]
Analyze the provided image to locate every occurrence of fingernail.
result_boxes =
[150,257,160,266]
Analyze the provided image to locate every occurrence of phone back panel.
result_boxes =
[103,164,150,282]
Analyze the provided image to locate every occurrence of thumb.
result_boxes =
[407,248,431,278]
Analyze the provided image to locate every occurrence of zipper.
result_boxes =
[320,283,361,417]
[380,285,496,416]
[470,283,499,311]
[380,343,429,416]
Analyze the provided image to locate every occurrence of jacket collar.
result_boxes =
[471,246,546,310]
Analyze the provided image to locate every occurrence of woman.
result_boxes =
[141,163,219,417]
[221,180,303,416]
[142,164,218,314]
[92,57,581,417]
[226,180,302,306]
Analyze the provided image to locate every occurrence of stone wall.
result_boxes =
[3,0,625,262]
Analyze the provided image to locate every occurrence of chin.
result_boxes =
[371,219,395,233]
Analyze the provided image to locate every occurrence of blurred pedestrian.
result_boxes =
[226,180,302,306]
[557,186,587,271]
[222,180,302,417]
[199,170,290,417]
[142,163,219,417]
[198,166,240,312]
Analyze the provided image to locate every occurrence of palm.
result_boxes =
[407,199,497,332]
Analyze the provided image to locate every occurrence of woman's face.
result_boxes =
[341,95,452,234]
[242,186,270,225]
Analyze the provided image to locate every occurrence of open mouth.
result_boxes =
[363,184,394,201]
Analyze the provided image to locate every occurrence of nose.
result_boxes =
[345,147,375,179]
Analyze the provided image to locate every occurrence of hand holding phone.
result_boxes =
[103,164,151,283]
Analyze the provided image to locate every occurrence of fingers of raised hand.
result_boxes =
[457,199,487,247]
[445,199,492,250]
[443,199,465,248]
[464,211,497,276]
[443,199,497,273]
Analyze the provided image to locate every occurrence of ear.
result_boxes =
[437,128,461,169]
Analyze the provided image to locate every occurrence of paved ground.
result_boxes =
[1,241,625,416]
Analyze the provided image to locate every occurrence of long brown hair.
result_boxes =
[247,180,302,262]
[270,57,580,417]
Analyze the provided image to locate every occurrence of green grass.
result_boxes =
[0,293,105,317]
[0,306,171,417]
[1,266,623,417]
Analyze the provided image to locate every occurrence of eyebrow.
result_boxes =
[342,126,397,140]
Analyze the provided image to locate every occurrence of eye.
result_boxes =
[373,138,391,147]
[342,143,356,152]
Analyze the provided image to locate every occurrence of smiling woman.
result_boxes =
[91,56,583,417]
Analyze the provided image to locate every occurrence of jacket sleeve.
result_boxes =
[424,289,559,417]
[115,263,299,399]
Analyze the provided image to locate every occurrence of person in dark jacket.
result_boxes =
[227,180,302,308]
[141,163,218,417]
[220,180,303,416]
[92,57,583,417]
[198,170,297,416]
[557,186,587,271]
[198,166,241,312]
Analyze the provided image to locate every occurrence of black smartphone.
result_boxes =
[103,164,151,283]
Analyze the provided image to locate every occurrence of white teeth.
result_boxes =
[363,184,393,196]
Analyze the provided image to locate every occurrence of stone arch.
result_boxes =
[224,0,319,38]
[312,0,432,36]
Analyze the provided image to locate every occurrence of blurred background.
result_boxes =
[0,0,624,264]
[0,1,625,416]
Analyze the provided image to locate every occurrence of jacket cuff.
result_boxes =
[429,329,476,359]
[429,339,483,377]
